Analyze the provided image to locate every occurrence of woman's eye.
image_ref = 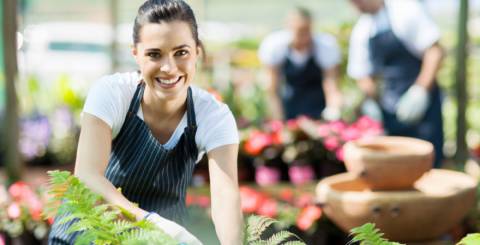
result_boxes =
[147,53,161,59]
[175,50,189,57]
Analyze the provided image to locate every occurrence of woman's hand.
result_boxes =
[145,212,203,245]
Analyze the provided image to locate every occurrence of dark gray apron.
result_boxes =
[48,82,198,244]
[368,18,444,167]
[281,47,325,120]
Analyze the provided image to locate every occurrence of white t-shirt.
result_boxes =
[83,72,239,160]
[347,0,440,79]
[258,30,341,69]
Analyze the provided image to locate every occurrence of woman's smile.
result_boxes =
[155,76,184,89]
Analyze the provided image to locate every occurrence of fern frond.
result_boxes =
[265,230,297,244]
[284,241,308,245]
[246,215,276,242]
[349,223,404,245]
[457,233,480,245]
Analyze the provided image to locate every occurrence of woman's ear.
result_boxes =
[131,44,138,57]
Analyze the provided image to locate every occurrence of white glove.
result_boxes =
[361,98,383,122]
[145,212,203,245]
[396,84,430,125]
[321,107,341,121]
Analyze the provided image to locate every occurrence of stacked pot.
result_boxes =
[316,136,477,243]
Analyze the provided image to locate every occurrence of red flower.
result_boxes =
[244,131,273,156]
[328,121,347,134]
[196,196,211,208]
[257,198,278,218]
[186,194,194,207]
[286,119,299,131]
[279,188,294,203]
[240,186,265,213]
[295,193,314,208]
[297,205,322,231]
[9,181,34,202]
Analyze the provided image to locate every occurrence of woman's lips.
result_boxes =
[155,76,182,89]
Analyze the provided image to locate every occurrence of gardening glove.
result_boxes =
[321,106,341,121]
[396,84,430,125]
[145,212,203,245]
[361,98,383,122]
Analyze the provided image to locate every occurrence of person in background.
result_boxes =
[347,0,445,167]
[258,7,343,121]
[48,0,243,244]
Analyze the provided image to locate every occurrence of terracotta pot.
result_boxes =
[316,169,477,242]
[343,136,434,190]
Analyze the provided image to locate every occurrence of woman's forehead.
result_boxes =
[138,21,195,48]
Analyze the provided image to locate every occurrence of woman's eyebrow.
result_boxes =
[172,44,191,50]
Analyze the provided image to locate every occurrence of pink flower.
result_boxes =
[266,120,283,133]
[317,124,331,138]
[27,196,43,221]
[7,202,22,219]
[340,127,362,142]
[328,121,347,134]
[257,198,278,218]
[288,165,315,185]
[286,119,299,131]
[336,147,345,161]
[255,166,281,186]
[296,205,322,231]
[323,136,340,151]
[295,193,314,208]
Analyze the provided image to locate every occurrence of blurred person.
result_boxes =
[48,0,243,244]
[347,0,444,167]
[258,7,343,121]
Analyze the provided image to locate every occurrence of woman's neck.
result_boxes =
[142,88,187,122]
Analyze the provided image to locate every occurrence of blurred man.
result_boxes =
[258,7,342,121]
[347,0,445,167]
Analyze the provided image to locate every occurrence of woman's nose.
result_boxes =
[159,56,177,73]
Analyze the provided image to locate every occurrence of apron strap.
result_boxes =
[127,82,145,117]
[186,87,197,129]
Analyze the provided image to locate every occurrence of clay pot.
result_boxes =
[316,169,477,242]
[343,136,434,190]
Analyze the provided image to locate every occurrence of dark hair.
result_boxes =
[292,6,312,21]
[133,0,200,45]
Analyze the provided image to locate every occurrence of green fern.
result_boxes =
[244,215,305,245]
[457,233,480,245]
[349,223,404,245]
[43,170,178,245]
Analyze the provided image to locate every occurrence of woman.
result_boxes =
[258,7,343,121]
[48,0,243,244]
[347,0,445,167]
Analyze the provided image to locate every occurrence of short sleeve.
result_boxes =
[192,88,239,153]
[347,16,374,79]
[258,31,290,66]
[82,73,136,138]
[314,34,341,69]
[387,0,440,57]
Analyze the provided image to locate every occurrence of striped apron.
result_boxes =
[48,83,198,244]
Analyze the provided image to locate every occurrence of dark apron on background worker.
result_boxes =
[48,82,198,244]
[369,24,444,168]
[281,47,326,120]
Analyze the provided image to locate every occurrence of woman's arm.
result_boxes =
[207,144,243,245]
[74,113,148,220]
[322,65,342,108]
[266,66,285,120]
[415,42,444,90]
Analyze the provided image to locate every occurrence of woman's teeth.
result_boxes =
[158,78,178,84]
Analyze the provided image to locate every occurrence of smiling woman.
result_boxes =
[47,1,243,245]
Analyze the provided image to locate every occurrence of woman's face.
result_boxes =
[350,0,382,13]
[132,21,199,101]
